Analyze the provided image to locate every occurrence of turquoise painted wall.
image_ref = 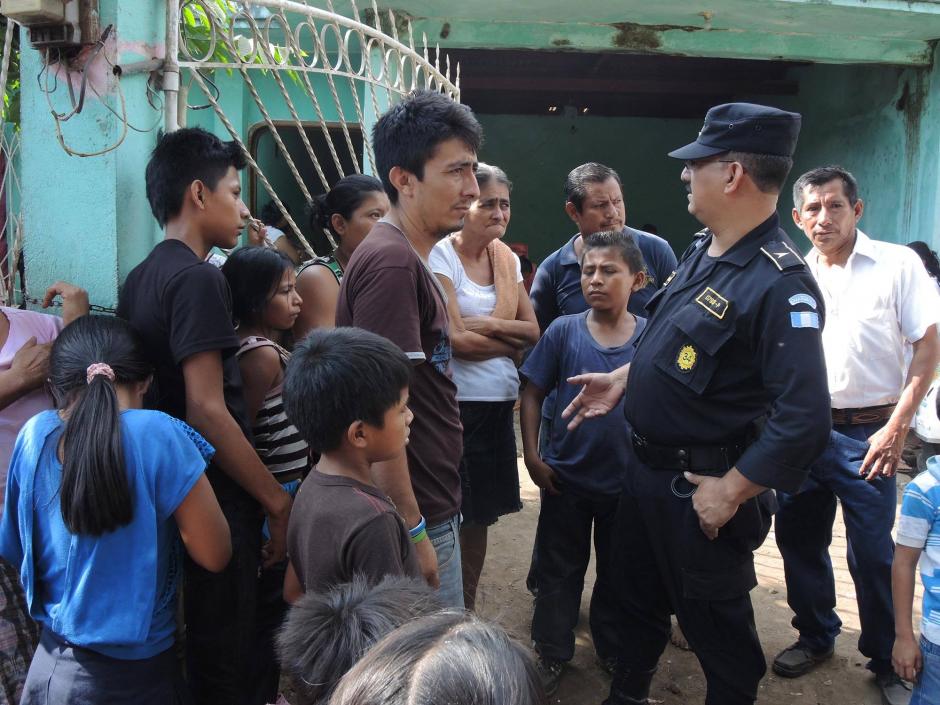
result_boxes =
[911,43,940,250]
[778,62,932,250]
[19,0,166,309]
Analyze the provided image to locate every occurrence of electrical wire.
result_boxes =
[38,23,161,157]
[49,24,112,123]
[87,77,161,133]
[185,68,220,110]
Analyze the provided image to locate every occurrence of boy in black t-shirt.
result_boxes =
[117,128,291,705]
[281,327,420,600]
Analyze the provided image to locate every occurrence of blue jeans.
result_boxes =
[912,636,940,705]
[428,514,464,608]
[775,423,896,674]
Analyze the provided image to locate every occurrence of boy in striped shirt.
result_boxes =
[893,449,940,704]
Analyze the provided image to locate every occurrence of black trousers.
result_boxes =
[530,486,621,663]
[184,490,270,705]
[607,476,773,705]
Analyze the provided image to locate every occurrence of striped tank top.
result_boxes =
[236,336,311,480]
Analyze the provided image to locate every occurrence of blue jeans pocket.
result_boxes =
[911,636,940,705]
[430,523,457,569]
[426,516,464,609]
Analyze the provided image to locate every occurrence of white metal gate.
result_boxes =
[172,0,461,256]
[0,19,20,306]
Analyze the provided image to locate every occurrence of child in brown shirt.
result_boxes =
[281,328,420,599]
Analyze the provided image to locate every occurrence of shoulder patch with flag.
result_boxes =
[790,311,820,329]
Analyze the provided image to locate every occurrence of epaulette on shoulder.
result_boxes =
[760,240,805,271]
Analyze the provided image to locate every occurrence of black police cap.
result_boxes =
[668,103,801,160]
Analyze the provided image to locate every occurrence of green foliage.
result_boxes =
[0,20,20,128]
[180,0,304,84]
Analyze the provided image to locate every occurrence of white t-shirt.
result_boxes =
[429,238,523,402]
[265,226,286,245]
[806,230,940,408]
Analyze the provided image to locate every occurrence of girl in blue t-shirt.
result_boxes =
[0,315,231,705]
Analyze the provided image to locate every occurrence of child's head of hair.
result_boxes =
[579,230,647,311]
[277,575,441,705]
[283,327,411,455]
[372,90,483,205]
[221,246,295,327]
[580,230,644,273]
[145,127,246,227]
[260,200,290,227]
[309,174,385,241]
[49,315,153,536]
[328,610,547,705]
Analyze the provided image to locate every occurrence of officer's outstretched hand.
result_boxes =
[562,365,630,430]
[684,472,739,540]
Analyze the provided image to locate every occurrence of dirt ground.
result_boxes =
[474,444,923,705]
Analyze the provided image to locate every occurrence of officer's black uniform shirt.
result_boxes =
[624,213,831,493]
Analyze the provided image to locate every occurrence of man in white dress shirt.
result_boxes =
[772,165,940,705]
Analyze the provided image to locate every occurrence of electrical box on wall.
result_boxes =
[1,0,64,24]
[1,0,100,50]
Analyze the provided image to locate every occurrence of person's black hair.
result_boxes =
[907,241,940,282]
[372,90,483,205]
[475,163,512,193]
[145,127,247,227]
[328,611,548,705]
[309,174,385,241]
[48,315,152,536]
[283,328,411,453]
[519,255,533,276]
[792,165,859,211]
[581,229,645,274]
[564,162,622,212]
[221,246,295,326]
[722,151,793,195]
[278,575,441,705]
[260,200,290,227]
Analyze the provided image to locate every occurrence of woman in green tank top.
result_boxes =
[293,175,389,339]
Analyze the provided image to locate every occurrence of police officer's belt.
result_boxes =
[830,403,896,425]
[631,431,746,475]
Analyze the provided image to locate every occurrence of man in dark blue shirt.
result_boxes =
[529,162,677,332]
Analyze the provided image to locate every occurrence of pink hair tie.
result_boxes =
[86,363,115,384]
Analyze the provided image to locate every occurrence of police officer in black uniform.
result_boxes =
[562,103,832,705]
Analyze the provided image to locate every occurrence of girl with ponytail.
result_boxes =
[294,175,389,338]
[0,315,231,705]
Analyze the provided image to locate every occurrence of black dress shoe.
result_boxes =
[771,641,835,678]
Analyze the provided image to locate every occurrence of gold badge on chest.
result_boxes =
[676,344,697,372]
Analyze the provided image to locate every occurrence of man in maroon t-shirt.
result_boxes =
[336,90,483,607]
